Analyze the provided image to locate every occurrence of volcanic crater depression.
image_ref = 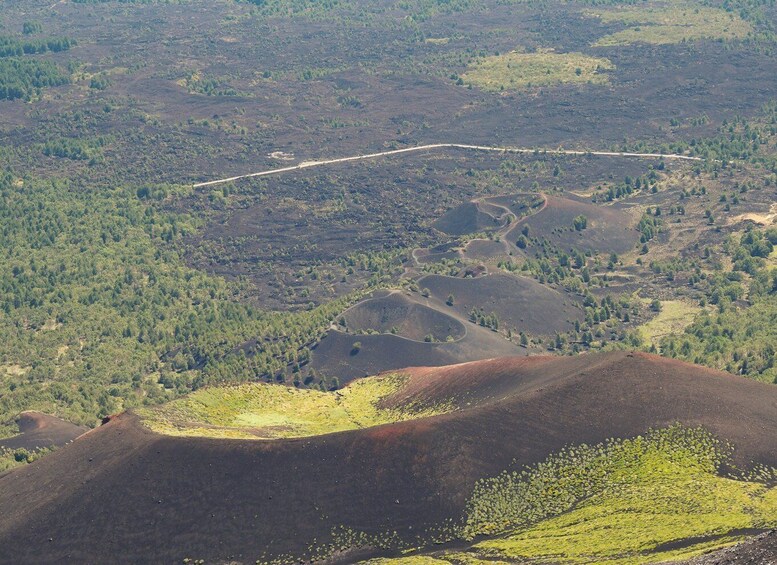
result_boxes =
[138,371,460,440]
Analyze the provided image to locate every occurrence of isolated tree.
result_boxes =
[573,215,588,231]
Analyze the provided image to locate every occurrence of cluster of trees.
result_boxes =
[0,446,52,473]
[89,74,111,90]
[572,215,588,231]
[502,238,593,288]
[624,102,777,172]
[0,36,75,58]
[22,22,43,36]
[468,308,500,330]
[42,136,108,162]
[185,74,241,97]
[0,59,69,101]
[593,170,661,203]
[643,227,777,383]
[243,0,476,20]
[0,169,368,435]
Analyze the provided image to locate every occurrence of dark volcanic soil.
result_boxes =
[419,272,583,335]
[343,292,466,342]
[0,352,776,564]
[686,531,777,564]
[0,412,86,452]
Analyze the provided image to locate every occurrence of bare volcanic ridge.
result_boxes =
[1,352,776,564]
[0,412,87,452]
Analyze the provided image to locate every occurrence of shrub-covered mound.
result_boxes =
[362,426,777,565]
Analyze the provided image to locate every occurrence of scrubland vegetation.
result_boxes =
[345,426,777,564]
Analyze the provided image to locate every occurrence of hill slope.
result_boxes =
[686,530,777,564]
[0,412,86,452]
[0,352,776,564]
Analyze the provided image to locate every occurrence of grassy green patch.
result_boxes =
[462,51,614,92]
[140,373,454,439]
[590,4,752,46]
[460,427,777,563]
[358,427,777,565]
[637,299,701,347]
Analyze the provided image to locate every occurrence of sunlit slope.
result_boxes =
[1,352,776,564]
[139,373,455,439]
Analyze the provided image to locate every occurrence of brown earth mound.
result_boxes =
[308,323,521,381]
[343,292,466,342]
[0,412,86,451]
[432,201,507,236]
[507,194,637,255]
[461,238,508,261]
[419,272,582,335]
[1,352,776,564]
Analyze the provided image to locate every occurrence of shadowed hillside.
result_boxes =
[432,201,508,236]
[0,352,776,564]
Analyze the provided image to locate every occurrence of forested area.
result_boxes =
[0,59,69,101]
[656,228,777,382]
[0,170,364,435]
[0,36,75,58]
[0,30,74,101]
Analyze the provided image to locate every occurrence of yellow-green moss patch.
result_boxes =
[139,373,454,440]
[462,51,614,92]
[638,299,702,346]
[462,427,777,563]
[590,4,752,46]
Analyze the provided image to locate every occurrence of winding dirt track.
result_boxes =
[192,143,704,188]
